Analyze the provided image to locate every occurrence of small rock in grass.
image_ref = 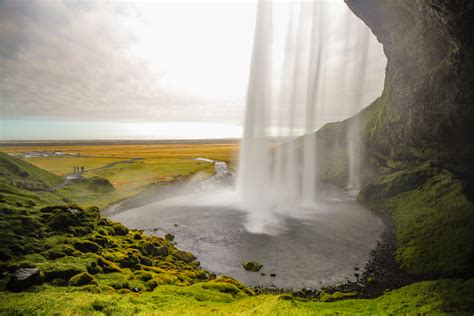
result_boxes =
[242,261,263,272]
[7,268,41,292]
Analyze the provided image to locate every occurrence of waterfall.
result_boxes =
[347,26,371,192]
[237,0,383,234]
[237,0,274,233]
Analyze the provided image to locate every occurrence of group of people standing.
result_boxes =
[73,166,85,173]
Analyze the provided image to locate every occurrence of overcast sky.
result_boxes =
[0,0,386,140]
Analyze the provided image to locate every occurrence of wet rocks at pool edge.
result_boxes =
[165,233,175,242]
[243,261,263,272]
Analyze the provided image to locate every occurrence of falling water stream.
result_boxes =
[238,0,379,233]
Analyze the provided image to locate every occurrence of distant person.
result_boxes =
[81,166,84,172]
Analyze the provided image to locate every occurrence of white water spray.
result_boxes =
[238,0,385,234]
[347,26,371,192]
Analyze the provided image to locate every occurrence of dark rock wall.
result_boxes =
[344,0,474,174]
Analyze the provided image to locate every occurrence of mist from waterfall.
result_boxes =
[237,0,385,234]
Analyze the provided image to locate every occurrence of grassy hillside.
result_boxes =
[0,152,62,190]
[2,278,474,315]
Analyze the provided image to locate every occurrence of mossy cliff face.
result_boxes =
[316,0,474,278]
[346,0,474,172]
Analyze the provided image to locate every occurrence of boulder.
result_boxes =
[165,233,175,242]
[119,252,141,269]
[74,240,100,253]
[173,250,196,263]
[112,223,129,236]
[139,243,168,258]
[242,261,263,272]
[7,268,41,292]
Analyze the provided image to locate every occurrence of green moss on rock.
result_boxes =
[69,272,97,287]
[74,240,100,253]
[172,250,196,263]
[242,261,263,272]
[111,222,129,236]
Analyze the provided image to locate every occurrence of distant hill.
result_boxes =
[0,152,62,190]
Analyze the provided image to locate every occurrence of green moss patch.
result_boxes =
[359,167,474,276]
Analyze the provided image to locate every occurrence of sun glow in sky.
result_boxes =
[0,0,385,140]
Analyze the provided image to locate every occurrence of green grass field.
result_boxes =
[1,278,473,315]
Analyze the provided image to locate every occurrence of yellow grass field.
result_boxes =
[2,143,239,161]
[24,156,125,176]
[0,142,240,206]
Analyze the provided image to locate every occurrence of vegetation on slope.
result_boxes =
[359,164,474,277]
[0,152,62,190]
[1,277,473,314]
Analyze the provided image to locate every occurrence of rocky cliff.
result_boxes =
[346,0,474,176]
[321,0,474,278]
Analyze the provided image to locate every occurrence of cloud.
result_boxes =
[0,0,249,123]
[0,0,386,135]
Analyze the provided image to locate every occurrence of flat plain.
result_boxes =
[0,141,239,208]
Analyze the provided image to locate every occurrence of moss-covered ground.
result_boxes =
[359,164,474,277]
[2,278,474,315]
